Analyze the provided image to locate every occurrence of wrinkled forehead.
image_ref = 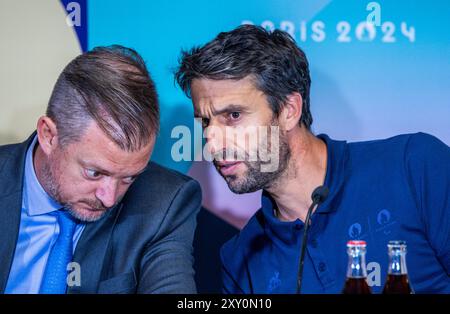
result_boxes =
[191,77,265,116]
[191,76,259,98]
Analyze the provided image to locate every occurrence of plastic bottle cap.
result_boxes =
[347,240,367,246]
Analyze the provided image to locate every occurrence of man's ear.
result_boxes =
[36,116,59,156]
[279,92,303,132]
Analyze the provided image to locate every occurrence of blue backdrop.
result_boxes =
[59,0,450,292]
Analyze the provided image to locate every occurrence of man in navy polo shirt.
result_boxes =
[175,25,450,293]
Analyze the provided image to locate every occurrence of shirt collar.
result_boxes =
[315,133,348,214]
[260,133,349,243]
[22,135,63,216]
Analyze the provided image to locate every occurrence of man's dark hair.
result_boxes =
[47,45,159,152]
[175,24,313,129]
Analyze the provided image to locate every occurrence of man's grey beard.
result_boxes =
[214,134,291,194]
[40,157,64,206]
[40,158,108,223]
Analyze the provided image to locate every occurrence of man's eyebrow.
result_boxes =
[195,104,247,118]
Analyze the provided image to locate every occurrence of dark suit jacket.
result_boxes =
[0,134,202,293]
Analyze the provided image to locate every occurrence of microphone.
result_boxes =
[296,185,329,294]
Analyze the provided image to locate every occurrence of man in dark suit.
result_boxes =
[0,45,201,293]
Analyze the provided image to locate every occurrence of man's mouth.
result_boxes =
[89,207,106,212]
[215,161,242,176]
[80,207,106,213]
[80,202,107,212]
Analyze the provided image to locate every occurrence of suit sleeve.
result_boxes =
[137,179,201,293]
[405,133,450,274]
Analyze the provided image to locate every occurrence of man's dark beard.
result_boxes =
[213,134,291,194]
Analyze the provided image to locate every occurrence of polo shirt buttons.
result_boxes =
[318,262,327,272]
[294,223,302,230]
[310,239,318,248]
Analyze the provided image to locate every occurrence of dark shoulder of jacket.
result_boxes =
[221,208,266,265]
[0,141,25,173]
[124,161,201,205]
[141,161,198,187]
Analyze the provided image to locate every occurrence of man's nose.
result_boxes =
[204,124,226,158]
[95,178,119,208]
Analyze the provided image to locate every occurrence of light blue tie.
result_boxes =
[40,210,77,294]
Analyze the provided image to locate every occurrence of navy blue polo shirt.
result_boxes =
[220,133,450,293]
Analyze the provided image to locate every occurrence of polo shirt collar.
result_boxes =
[260,133,349,243]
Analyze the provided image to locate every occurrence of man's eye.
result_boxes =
[85,169,101,179]
[230,112,240,120]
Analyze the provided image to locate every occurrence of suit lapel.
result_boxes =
[68,203,123,293]
[0,135,34,293]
